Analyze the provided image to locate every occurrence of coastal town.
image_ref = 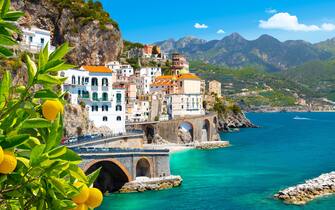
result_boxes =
[17,25,239,193]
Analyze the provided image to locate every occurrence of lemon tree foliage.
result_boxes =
[0,0,102,209]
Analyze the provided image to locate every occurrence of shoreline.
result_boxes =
[144,141,231,154]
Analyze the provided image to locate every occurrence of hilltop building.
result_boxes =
[209,80,222,97]
[60,66,126,134]
[172,53,189,75]
[20,26,55,53]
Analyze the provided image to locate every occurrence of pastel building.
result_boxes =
[60,66,126,134]
[20,26,55,53]
[172,53,189,74]
[136,67,161,95]
[151,71,205,119]
[208,80,222,97]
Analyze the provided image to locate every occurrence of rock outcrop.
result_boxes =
[217,111,257,132]
[274,172,335,205]
[119,176,182,193]
[63,104,110,137]
[195,141,230,149]
[12,0,123,66]
[177,129,193,143]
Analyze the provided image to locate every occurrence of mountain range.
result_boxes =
[155,33,335,71]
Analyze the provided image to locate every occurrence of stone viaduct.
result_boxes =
[75,148,170,193]
[126,113,219,144]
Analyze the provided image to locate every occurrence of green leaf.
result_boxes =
[87,167,101,186]
[1,134,29,149]
[45,114,61,150]
[30,144,46,166]
[21,118,52,129]
[0,45,12,57]
[49,42,71,61]
[46,63,75,73]
[0,34,17,46]
[0,70,10,103]
[2,11,24,21]
[34,89,59,99]
[48,146,67,159]
[37,74,67,85]
[16,157,30,168]
[26,55,37,86]
[68,164,87,182]
[1,0,10,17]
[57,149,82,163]
[40,60,64,73]
[38,43,49,69]
[50,177,66,195]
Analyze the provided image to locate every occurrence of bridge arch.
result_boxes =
[143,125,155,144]
[178,121,194,143]
[85,159,132,193]
[202,119,210,141]
[135,157,153,178]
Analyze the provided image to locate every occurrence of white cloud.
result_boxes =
[217,29,225,34]
[266,8,277,14]
[259,13,321,32]
[194,23,208,29]
[321,23,335,31]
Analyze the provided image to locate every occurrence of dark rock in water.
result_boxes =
[217,111,258,132]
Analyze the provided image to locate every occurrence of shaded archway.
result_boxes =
[178,122,194,143]
[136,158,151,178]
[202,119,210,141]
[144,125,155,144]
[85,160,131,193]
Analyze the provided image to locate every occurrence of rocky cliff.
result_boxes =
[217,111,257,132]
[12,0,123,66]
[63,104,110,137]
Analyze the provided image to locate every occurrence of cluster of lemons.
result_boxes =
[42,100,104,209]
[0,147,17,174]
[71,182,103,210]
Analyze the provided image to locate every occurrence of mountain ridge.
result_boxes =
[155,33,334,71]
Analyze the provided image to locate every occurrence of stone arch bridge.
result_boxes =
[76,148,170,193]
[126,113,219,144]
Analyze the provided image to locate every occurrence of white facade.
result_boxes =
[137,67,161,95]
[126,100,150,123]
[21,26,55,53]
[167,94,204,118]
[60,67,126,134]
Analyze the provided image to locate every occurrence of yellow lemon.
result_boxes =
[0,151,17,174]
[0,146,4,164]
[70,203,88,210]
[72,182,89,204]
[85,188,103,208]
[42,100,63,121]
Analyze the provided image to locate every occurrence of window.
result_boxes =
[180,81,183,87]
[41,38,45,45]
[103,116,108,122]
[60,72,65,77]
[71,76,75,84]
[77,76,80,85]
[116,93,122,103]
[82,77,85,85]
[116,105,122,111]
[102,92,108,101]
[91,106,98,112]
[29,36,33,43]
[102,105,108,112]
[92,92,98,101]
[91,78,98,86]
[78,90,81,96]
[102,78,108,86]
[116,116,121,121]
[84,77,89,84]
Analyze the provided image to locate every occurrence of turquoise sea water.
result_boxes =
[99,112,335,210]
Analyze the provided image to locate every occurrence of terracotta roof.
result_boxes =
[178,73,200,80]
[155,75,174,80]
[82,66,112,73]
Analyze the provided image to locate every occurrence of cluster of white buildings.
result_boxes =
[20,27,206,135]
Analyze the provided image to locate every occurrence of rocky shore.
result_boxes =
[119,176,182,193]
[218,111,257,132]
[195,141,230,149]
[274,172,335,205]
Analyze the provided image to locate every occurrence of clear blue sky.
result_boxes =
[100,0,335,44]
